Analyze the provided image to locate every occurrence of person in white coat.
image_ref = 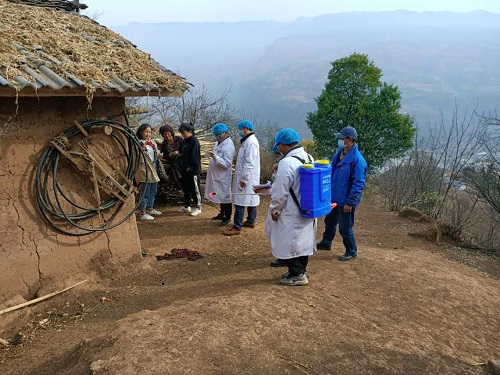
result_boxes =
[265,128,316,286]
[224,120,261,236]
[205,123,235,226]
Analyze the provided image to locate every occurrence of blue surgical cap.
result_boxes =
[212,123,228,135]
[275,128,300,145]
[237,120,254,131]
[272,143,280,154]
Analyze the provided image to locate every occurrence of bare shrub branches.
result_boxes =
[374,104,500,249]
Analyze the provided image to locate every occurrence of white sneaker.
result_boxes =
[178,206,192,213]
[190,208,202,217]
[148,208,162,215]
[279,273,308,286]
[139,213,154,221]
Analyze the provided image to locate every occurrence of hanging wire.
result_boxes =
[35,112,148,236]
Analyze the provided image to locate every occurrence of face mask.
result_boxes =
[215,135,224,143]
[238,131,244,138]
[338,139,345,148]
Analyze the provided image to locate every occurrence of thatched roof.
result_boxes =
[0,0,190,99]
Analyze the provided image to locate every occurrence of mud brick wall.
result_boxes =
[0,96,141,305]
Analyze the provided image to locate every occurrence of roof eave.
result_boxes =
[0,86,186,98]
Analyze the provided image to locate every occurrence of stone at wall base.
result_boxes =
[488,359,500,375]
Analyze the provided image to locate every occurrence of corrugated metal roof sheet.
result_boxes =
[0,0,191,97]
[0,43,189,95]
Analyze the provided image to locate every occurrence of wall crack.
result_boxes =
[104,230,113,258]
[32,239,43,297]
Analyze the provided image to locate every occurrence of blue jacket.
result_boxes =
[330,143,367,207]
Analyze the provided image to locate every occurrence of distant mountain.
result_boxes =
[114,21,287,88]
[115,11,500,135]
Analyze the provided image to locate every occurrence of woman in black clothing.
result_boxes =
[159,124,184,189]
[177,122,202,217]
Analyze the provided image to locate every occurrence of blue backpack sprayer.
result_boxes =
[289,158,336,218]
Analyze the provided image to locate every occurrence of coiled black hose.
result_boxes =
[35,113,148,236]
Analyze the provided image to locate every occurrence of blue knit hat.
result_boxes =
[272,143,280,154]
[275,128,300,145]
[237,120,254,131]
[212,123,228,135]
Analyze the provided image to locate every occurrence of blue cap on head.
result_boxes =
[237,120,254,131]
[275,128,300,145]
[272,143,280,154]
[334,126,357,140]
[212,123,228,135]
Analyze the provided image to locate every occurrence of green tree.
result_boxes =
[306,53,415,170]
[302,139,320,159]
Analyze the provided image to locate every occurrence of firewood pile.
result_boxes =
[7,0,88,11]
[155,179,184,205]
[199,138,214,172]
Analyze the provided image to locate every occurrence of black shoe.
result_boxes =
[269,259,286,267]
[270,259,287,267]
[219,219,230,226]
[339,254,357,261]
[316,242,332,250]
[212,214,225,220]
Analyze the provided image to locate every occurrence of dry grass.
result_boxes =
[0,0,187,93]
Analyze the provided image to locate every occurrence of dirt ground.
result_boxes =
[0,198,499,375]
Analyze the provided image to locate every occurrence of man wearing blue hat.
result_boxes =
[205,123,235,226]
[317,126,367,261]
[224,120,261,236]
[265,128,316,285]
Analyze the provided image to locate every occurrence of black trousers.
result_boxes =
[181,174,201,208]
[284,256,309,277]
[220,203,232,220]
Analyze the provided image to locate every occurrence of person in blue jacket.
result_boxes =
[317,126,367,261]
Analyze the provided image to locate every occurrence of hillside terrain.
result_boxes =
[0,200,498,374]
[115,11,500,133]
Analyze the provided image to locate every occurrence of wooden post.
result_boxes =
[0,280,88,316]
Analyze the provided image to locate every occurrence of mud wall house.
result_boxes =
[0,0,188,308]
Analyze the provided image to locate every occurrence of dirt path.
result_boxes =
[0,201,498,375]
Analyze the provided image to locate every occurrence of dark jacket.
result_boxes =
[330,143,367,207]
[180,135,201,176]
[160,135,184,157]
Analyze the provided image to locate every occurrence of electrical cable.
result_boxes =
[35,112,148,236]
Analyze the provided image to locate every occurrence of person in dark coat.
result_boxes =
[178,122,202,217]
[159,124,184,190]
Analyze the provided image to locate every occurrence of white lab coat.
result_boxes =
[232,133,261,207]
[265,147,316,259]
[204,137,235,204]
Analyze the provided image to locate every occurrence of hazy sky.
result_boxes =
[82,0,500,26]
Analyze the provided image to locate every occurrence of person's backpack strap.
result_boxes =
[291,156,305,163]
[289,155,306,210]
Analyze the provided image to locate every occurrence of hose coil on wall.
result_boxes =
[35,114,147,236]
